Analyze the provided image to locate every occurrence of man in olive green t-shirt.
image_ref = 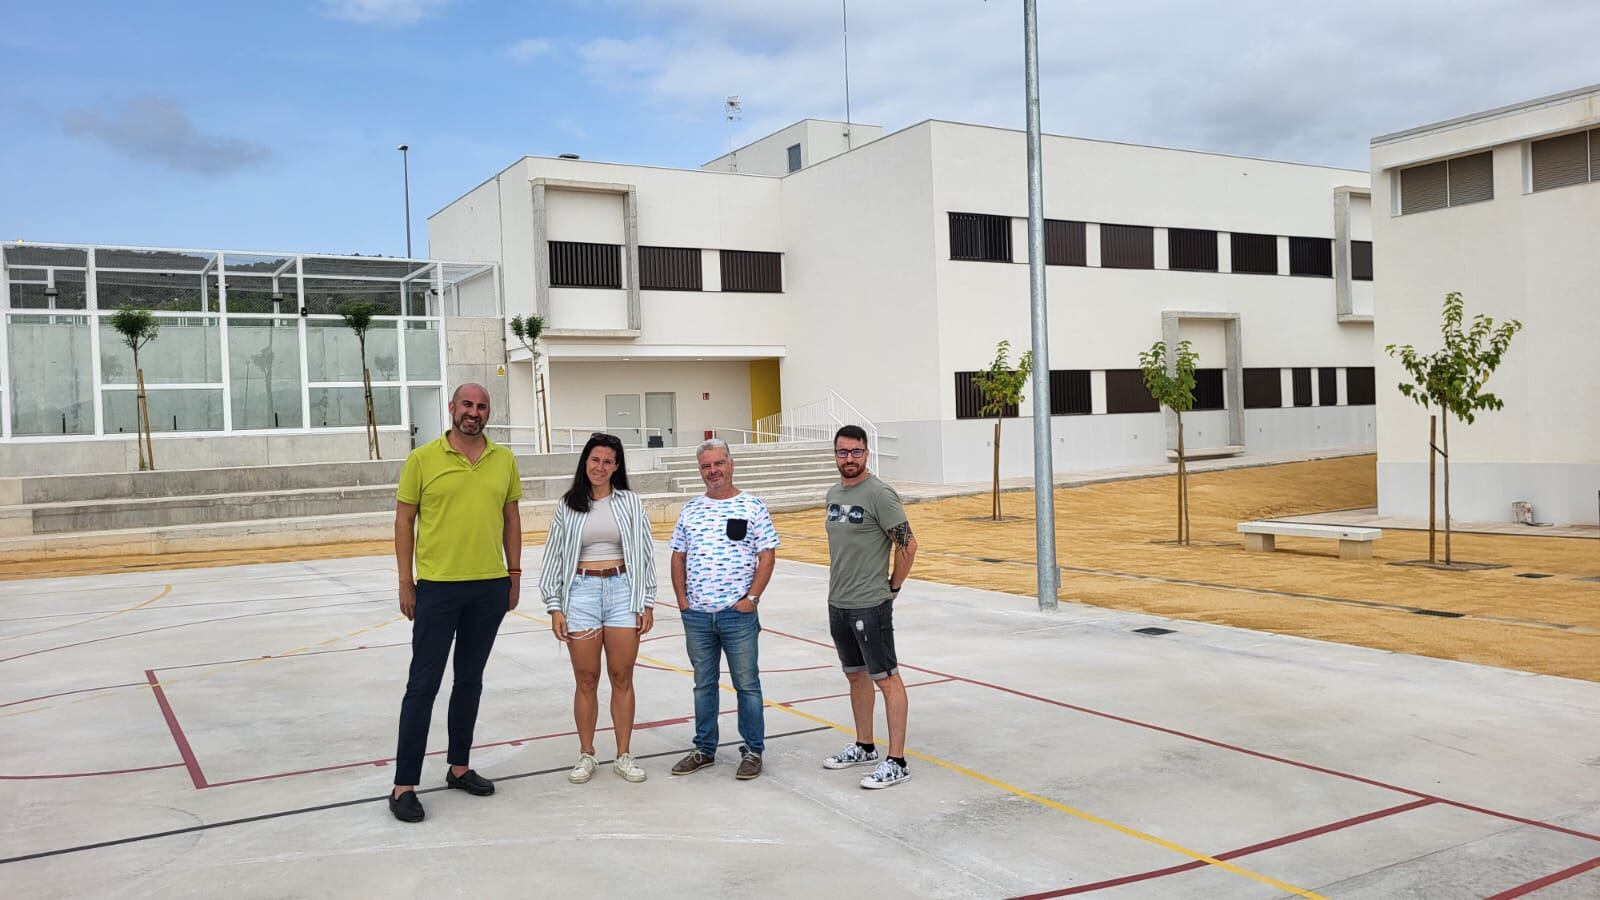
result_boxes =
[389,383,522,823]
[820,425,918,790]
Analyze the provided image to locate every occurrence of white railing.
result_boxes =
[753,390,893,458]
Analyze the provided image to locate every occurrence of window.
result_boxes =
[1318,367,1338,406]
[1049,370,1091,415]
[1530,129,1597,192]
[1044,220,1086,266]
[638,246,702,291]
[1345,367,1376,405]
[1167,228,1218,272]
[1230,232,1277,275]
[1104,369,1158,414]
[786,143,802,174]
[719,250,782,292]
[1399,151,1493,213]
[954,371,1017,419]
[949,213,1012,262]
[1291,368,1312,407]
[549,241,621,289]
[1192,369,1224,410]
[1100,224,1154,269]
[1351,240,1373,281]
[1289,237,1332,278]
[1243,368,1282,409]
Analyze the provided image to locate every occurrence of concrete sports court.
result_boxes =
[2,550,1597,898]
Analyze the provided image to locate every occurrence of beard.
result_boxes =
[454,415,484,435]
[837,461,863,477]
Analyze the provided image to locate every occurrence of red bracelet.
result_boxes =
[507,568,522,575]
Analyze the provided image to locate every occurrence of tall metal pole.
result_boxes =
[841,0,853,149]
[398,144,412,258]
[1023,0,1059,611]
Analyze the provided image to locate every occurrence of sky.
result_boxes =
[2,0,1596,257]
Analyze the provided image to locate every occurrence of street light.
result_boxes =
[1023,0,1060,611]
[398,144,412,258]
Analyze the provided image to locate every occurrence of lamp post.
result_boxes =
[1023,0,1059,611]
[398,144,412,258]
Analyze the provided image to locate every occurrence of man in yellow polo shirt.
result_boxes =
[389,383,522,823]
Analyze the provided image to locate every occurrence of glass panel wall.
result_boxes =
[104,389,225,434]
[99,318,222,384]
[306,318,399,382]
[227,317,303,430]
[405,320,441,381]
[310,386,401,427]
[8,314,94,434]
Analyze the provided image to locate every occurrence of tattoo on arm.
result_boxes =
[888,522,914,552]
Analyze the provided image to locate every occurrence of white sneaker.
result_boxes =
[613,752,647,783]
[822,742,879,770]
[567,752,598,784]
[860,757,910,790]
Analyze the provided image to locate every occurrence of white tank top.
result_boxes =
[579,494,624,562]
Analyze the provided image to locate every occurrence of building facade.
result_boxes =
[432,117,1378,484]
[1370,85,1600,524]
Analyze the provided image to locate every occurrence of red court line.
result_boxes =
[0,763,187,781]
[775,677,956,709]
[0,681,144,709]
[1013,799,1436,898]
[150,628,546,673]
[1487,856,1600,899]
[758,625,1600,844]
[144,670,207,789]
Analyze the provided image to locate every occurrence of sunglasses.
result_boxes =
[589,432,623,447]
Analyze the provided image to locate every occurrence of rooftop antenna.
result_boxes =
[841,0,853,149]
[724,96,742,172]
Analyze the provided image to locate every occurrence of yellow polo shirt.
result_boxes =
[397,433,522,582]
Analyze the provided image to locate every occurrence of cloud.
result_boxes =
[508,37,554,62]
[320,0,451,25]
[62,96,273,176]
[582,0,1600,169]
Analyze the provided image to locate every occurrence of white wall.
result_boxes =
[1372,88,1600,523]
[703,120,886,176]
[547,359,752,449]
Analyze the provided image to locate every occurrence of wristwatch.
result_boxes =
[747,594,761,607]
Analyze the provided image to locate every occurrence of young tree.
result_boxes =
[1385,292,1522,565]
[339,301,382,460]
[971,340,1033,521]
[1139,339,1199,545]
[108,308,161,470]
[509,314,546,452]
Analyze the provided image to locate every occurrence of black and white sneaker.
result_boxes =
[859,758,910,790]
[822,742,879,770]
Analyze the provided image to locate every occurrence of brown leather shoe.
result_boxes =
[735,748,762,780]
[671,749,715,775]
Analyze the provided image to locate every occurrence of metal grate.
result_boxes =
[719,249,782,292]
[549,240,621,289]
[1168,227,1218,272]
[949,212,1012,262]
[1132,626,1176,636]
[1100,224,1154,270]
[1044,219,1086,266]
[1412,609,1465,618]
[1230,232,1277,274]
[638,245,702,291]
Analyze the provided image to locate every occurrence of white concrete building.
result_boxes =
[431,118,1378,484]
[1370,85,1600,525]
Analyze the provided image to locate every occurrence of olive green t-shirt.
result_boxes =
[824,474,908,609]
[397,433,522,582]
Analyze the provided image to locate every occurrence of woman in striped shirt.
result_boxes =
[539,432,658,784]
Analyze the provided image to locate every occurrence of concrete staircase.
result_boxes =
[0,443,838,561]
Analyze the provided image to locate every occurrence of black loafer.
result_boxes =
[389,790,425,823]
[446,768,495,796]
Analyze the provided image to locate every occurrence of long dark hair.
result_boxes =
[562,433,630,512]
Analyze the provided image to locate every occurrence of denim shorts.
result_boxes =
[829,599,898,680]
[566,571,638,630]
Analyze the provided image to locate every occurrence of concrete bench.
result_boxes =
[1238,521,1382,560]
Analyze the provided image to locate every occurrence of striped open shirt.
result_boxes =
[538,489,658,615]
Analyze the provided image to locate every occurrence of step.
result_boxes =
[669,473,838,493]
[657,452,836,472]
[658,458,838,475]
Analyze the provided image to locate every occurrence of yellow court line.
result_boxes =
[0,584,173,643]
[634,650,1324,900]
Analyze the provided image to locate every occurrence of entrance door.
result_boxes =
[644,392,677,448]
[605,393,642,446]
[409,386,443,449]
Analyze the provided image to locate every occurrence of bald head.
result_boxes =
[449,383,490,437]
[451,383,490,405]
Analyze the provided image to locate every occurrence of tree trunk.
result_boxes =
[363,367,380,460]
[1442,413,1452,565]
[538,372,552,453]
[135,365,151,471]
[1176,414,1187,545]
[992,419,1002,521]
[1428,415,1437,564]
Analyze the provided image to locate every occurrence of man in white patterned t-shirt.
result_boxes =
[668,439,779,780]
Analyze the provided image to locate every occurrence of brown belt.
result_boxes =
[576,563,627,577]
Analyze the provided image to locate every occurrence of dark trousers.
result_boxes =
[394,577,509,786]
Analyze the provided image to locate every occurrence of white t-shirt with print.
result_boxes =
[669,491,781,612]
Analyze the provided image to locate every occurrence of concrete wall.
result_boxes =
[546,359,752,450]
[0,430,413,478]
[1371,87,1600,523]
[703,119,885,176]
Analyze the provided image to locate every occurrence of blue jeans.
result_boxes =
[680,607,764,754]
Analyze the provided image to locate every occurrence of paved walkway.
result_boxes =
[3,548,1597,897]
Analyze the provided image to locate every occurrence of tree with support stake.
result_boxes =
[1139,339,1198,546]
[509,314,547,453]
[339,301,382,460]
[971,340,1033,522]
[1385,292,1521,566]
[108,308,160,471]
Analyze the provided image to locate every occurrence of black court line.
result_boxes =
[0,726,831,866]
